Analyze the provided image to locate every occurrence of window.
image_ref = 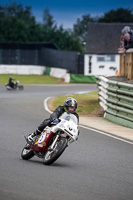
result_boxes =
[97,56,105,62]
[106,55,115,62]
[97,55,115,62]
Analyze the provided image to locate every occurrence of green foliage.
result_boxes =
[98,8,133,22]
[43,8,56,29]
[0,3,83,53]
[0,3,35,23]
[0,17,43,42]
[73,14,95,41]
[48,27,84,53]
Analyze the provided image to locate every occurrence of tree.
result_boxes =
[0,3,35,23]
[0,3,83,53]
[0,3,41,42]
[98,8,133,22]
[41,9,84,52]
[53,26,84,53]
[43,8,57,29]
[73,14,96,41]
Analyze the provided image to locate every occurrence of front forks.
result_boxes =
[48,134,59,151]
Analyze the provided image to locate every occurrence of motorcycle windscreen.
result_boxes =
[59,112,78,125]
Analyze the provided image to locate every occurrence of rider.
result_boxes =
[8,76,15,88]
[27,97,79,143]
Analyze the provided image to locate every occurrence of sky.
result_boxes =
[1,0,133,29]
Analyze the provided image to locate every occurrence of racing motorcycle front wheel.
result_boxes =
[21,144,35,160]
[18,85,24,90]
[43,137,67,165]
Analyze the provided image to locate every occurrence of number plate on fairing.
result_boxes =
[38,133,47,143]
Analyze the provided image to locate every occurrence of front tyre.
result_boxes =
[18,85,24,90]
[21,145,35,160]
[43,137,67,165]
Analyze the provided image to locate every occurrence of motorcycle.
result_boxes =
[5,80,24,90]
[21,112,79,165]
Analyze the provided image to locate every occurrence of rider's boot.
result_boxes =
[27,132,36,143]
[26,129,41,144]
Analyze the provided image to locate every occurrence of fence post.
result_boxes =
[119,49,133,80]
[126,50,133,80]
[119,52,125,76]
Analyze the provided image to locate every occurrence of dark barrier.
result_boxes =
[39,48,84,74]
[0,42,84,74]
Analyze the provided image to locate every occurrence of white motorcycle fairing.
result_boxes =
[51,112,79,142]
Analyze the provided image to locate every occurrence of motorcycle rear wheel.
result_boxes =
[21,145,35,160]
[43,137,67,165]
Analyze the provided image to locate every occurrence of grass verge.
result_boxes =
[48,92,104,117]
[0,74,63,84]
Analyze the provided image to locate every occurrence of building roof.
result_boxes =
[85,22,133,54]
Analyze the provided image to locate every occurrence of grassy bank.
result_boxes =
[0,74,62,84]
[49,92,103,117]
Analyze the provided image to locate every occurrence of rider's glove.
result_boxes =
[52,118,59,124]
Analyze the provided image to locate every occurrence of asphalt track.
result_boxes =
[0,84,133,200]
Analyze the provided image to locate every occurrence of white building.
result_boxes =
[84,54,120,76]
